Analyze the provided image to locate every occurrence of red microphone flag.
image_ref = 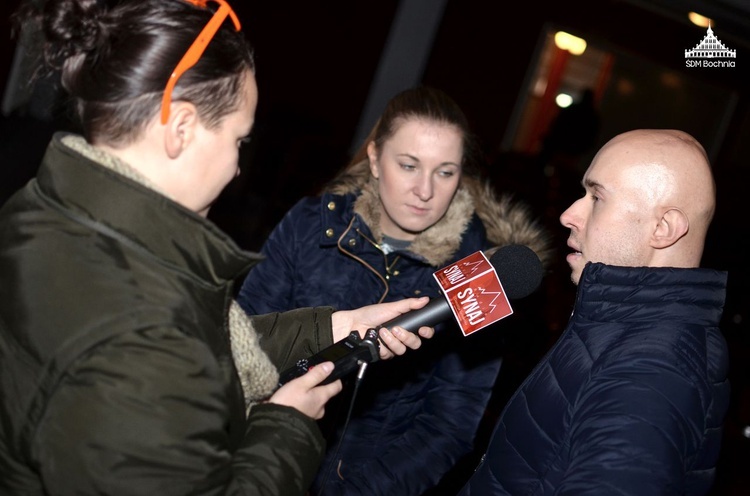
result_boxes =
[433,251,513,336]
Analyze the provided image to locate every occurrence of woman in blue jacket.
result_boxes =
[237,86,550,495]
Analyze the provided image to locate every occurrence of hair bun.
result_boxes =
[43,0,107,65]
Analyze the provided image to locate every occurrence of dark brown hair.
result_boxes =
[13,0,254,145]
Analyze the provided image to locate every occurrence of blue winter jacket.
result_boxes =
[460,262,730,496]
[238,170,550,495]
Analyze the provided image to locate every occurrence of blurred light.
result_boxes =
[688,12,712,28]
[660,72,682,89]
[554,31,587,55]
[555,93,573,108]
[616,78,635,96]
[533,78,547,97]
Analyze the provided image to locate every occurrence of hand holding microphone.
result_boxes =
[330,296,434,358]
[278,244,544,387]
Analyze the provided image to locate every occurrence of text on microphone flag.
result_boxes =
[433,251,513,336]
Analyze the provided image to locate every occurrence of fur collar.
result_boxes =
[328,159,552,267]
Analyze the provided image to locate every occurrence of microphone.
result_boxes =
[377,244,543,334]
[277,244,543,387]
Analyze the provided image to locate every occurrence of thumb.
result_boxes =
[304,361,335,387]
[408,296,430,310]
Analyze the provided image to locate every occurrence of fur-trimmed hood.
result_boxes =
[326,159,552,268]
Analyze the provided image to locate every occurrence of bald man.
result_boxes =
[562,129,715,281]
[460,129,729,495]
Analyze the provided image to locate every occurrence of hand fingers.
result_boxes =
[310,383,343,419]
[307,368,343,419]
[398,327,424,348]
[269,362,342,419]
[304,361,337,387]
[377,328,400,359]
[379,297,430,324]
[417,325,435,339]
[406,296,430,311]
[377,326,418,359]
[298,362,343,397]
[301,364,342,418]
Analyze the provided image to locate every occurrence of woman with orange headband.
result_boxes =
[0,1,433,494]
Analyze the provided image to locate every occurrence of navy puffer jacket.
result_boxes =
[460,263,730,496]
[238,164,550,495]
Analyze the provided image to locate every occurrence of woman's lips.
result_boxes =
[406,204,429,215]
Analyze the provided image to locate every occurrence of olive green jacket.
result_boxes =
[0,133,333,495]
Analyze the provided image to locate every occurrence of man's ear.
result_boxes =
[652,207,689,248]
[164,102,199,159]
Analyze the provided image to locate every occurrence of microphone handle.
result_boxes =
[377,297,452,334]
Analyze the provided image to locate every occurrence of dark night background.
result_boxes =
[1,1,749,494]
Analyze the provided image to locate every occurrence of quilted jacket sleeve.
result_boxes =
[31,327,325,496]
[237,199,307,316]
[459,348,717,496]
[555,353,716,495]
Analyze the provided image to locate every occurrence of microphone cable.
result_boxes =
[316,360,369,495]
